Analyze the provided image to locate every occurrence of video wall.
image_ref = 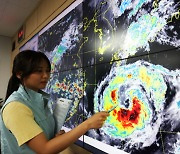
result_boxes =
[21,0,180,153]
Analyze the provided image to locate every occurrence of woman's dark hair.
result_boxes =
[5,50,51,101]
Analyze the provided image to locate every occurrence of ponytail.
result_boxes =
[5,74,20,101]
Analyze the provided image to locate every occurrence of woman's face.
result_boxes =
[23,60,50,91]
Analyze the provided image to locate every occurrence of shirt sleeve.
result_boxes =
[2,101,43,146]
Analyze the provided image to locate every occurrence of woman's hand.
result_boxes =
[27,112,109,153]
[85,111,109,129]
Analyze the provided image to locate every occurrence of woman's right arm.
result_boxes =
[27,111,109,154]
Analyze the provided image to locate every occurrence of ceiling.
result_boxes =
[0,0,43,38]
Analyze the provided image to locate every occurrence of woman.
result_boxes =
[0,50,109,154]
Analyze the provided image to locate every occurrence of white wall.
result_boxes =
[0,36,11,100]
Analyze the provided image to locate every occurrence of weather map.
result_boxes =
[90,59,180,153]
[83,0,180,65]
[34,0,180,153]
[38,1,84,128]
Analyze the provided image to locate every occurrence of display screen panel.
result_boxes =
[38,0,83,72]
[82,0,180,66]
[84,48,180,154]
[45,68,84,129]
[37,0,85,132]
